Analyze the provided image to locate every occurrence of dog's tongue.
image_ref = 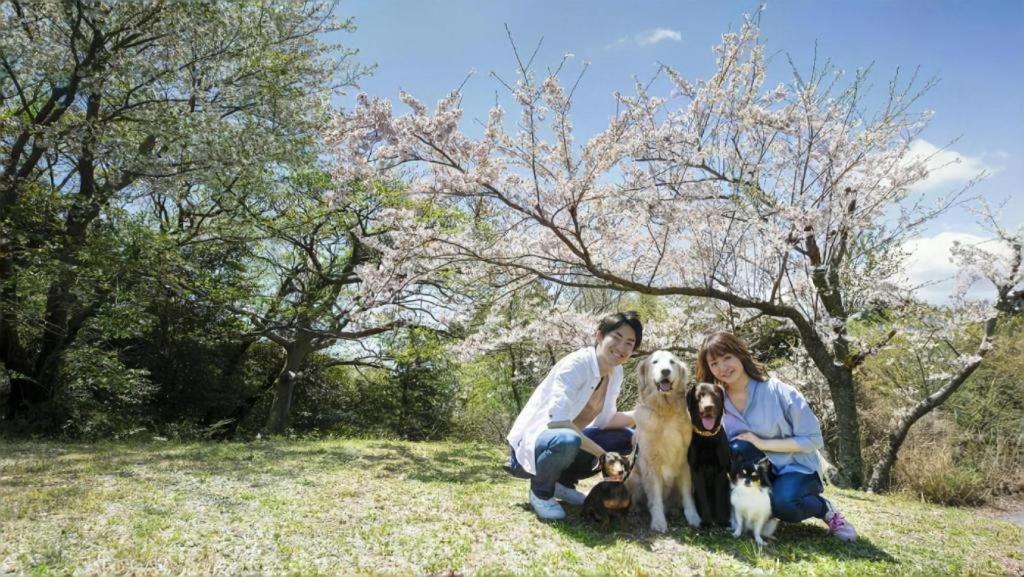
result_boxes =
[657,380,672,392]
[701,416,716,430]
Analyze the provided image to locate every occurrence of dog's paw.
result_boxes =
[754,536,767,547]
[650,515,669,533]
[762,518,779,538]
[684,507,702,528]
[731,528,743,538]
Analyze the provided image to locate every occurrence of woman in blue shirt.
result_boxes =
[695,331,857,542]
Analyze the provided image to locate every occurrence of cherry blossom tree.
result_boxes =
[866,213,1022,491]
[332,13,1006,487]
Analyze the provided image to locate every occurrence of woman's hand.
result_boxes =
[735,432,805,453]
[735,432,763,448]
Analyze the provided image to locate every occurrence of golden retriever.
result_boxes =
[627,350,702,532]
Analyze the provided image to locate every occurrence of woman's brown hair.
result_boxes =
[695,331,768,385]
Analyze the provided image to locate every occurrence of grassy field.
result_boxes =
[1,438,1022,576]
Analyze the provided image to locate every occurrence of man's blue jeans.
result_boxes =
[507,427,633,499]
[729,439,828,522]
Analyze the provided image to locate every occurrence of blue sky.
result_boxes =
[333,1,1023,301]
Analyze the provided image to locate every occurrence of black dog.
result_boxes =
[581,452,632,525]
[686,382,731,527]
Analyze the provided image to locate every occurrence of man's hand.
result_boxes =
[606,410,636,429]
[548,420,606,458]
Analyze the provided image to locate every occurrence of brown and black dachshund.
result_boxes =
[686,382,731,527]
[581,452,632,526]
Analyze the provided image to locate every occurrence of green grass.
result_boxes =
[1,439,1021,575]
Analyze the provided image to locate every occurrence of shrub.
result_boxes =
[891,414,990,506]
[57,345,157,439]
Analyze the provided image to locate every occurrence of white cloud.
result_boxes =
[900,231,1005,304]
[905,139,992,193]
[607,28,682,49]
[606,36,629,49]
[638,28,682,45]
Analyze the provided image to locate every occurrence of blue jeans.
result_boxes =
[729,440,828,522]
[507,427,633,499]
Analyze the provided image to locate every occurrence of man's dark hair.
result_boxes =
[596,311,643,350]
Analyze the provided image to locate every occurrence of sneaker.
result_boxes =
[529,490,566,520]
[824,499,857,542]
[554,483,586,506]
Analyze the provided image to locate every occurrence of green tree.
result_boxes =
[0,0,362,428]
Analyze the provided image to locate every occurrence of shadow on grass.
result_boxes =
[546,507,897,566]
[359,441,509,484]
[513,502,665,546]
[706,521,897,566]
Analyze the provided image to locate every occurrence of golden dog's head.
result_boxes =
[637,349,688,402]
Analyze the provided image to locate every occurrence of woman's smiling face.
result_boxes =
[707,352,748,388]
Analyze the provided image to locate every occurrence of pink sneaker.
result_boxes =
[824,499,857,542]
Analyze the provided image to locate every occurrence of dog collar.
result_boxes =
[693,423,722,437]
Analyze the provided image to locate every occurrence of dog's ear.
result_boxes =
[755,457,772,483]
[598,452,608,469]
[677,358,690,386]
[713,383,726,411]
[684,384,701,426]
[728,453,743,478]
[635,357,649,398]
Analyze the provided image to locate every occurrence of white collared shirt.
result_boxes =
[506,347,623,475]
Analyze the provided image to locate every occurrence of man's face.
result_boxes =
[596,324,636,367]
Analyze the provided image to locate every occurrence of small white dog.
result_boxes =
[730,457,779,546]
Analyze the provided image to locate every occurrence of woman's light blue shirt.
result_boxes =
[722,377,825,476]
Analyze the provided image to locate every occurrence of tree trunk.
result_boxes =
[263,338,313,435]
[1,250,35,418]
[507,346,523,413]
[33,271,111,414]
[204,339,258,440]
[791,319,865,488]
[5,378,47,421]
[221,339,256,388]
[399,362,412,439]
[32,91,109,415]
[826,367,865,488]
[867,316,998,492]
[33,276,76,402]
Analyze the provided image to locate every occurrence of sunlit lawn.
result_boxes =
[1,438,1022,575]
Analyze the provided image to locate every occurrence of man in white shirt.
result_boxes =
[505,311,641,520]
